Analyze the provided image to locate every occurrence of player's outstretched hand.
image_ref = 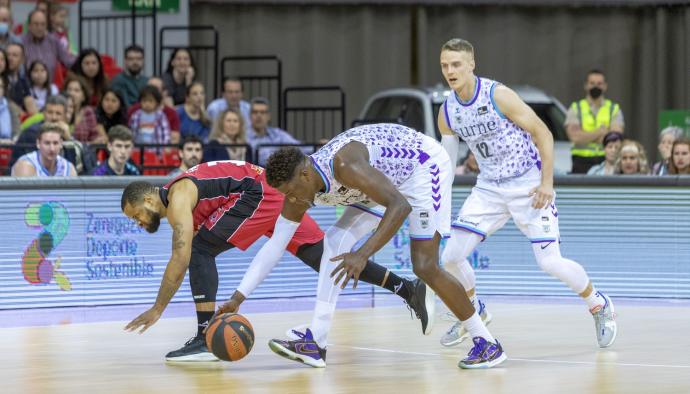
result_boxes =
[330,251,367,289]
[124,306,162,334]
[529,183,554,209]
[203,291,246,334]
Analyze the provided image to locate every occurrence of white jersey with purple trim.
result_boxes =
[12,151,72,177]
[443,76,541,181]
[309,123,430,207]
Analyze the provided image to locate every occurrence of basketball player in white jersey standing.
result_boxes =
[437,38,617,349]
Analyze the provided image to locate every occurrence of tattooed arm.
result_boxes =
[124,179,197,333]
[152,179,197,311]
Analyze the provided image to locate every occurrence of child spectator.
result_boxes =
[28,60,57,110]
[128,85,171,144]
[49,4,75,55]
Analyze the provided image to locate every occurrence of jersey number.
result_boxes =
[475,142,493,159]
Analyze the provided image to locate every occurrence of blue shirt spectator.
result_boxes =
[176,82,211,142]
[207,78,251,130]
[247,97,301,165]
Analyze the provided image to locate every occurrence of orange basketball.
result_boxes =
[205,313,255,361]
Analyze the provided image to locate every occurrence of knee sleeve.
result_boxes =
[295,240,324,272]
[532,243,590,293]
[315,207,379,304]
[189,236,224,303]
[441,230,482,290]
[189,247,219,303]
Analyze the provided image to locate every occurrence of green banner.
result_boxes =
[659,110,690,137]
[112,0,179,13]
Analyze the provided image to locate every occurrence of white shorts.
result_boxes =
[452,166,560,244]
[353,136,452,241]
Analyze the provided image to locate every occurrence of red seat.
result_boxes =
[101,55,123,79]
[131,150,142,166]
[162,149,181,166]
[96,148,108,164]
[0,147,12,174]
[143,151,161,166]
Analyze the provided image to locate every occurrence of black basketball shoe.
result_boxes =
[165,334,219,362]
[404,278,436,335]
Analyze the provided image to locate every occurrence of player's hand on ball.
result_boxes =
[330,251,367,289]
[529,183,554,209]
[204,292,246,334]
[124,306,163,334]
[217,298,241,315]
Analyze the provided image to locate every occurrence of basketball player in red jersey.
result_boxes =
[121,160,433,361]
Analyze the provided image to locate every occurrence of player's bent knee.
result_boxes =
[533,245,562,276]
[441,244,464,266]
[412,259,441,282]
[536,255,561,276]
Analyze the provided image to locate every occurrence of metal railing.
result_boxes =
[220,56,282,125]
[282,86,346,142]
[254,143,324,166]
[159,26,219,98]
[78,0,158,76]
[0,143,254,176]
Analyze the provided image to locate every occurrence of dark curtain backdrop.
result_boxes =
[191,3,689,158]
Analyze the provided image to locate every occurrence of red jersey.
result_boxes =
[160,160,323,254]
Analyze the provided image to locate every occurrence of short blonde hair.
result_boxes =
[615,139,650,174]
[209,108,246,143]
[441,38,474,56]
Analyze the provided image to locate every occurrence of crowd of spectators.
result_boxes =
[0,2,686,179]
[1,0,304,178]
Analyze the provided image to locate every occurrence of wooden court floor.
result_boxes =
[2,298,689,394]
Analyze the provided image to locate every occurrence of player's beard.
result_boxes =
[145,209,161,233]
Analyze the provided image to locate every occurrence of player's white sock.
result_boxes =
[461,311,495,342]
[469,294,478,308]
[584,289,605,311]
[309,300,336,348]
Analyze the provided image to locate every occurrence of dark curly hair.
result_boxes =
[121,181,156,211]
[265,147,306,188]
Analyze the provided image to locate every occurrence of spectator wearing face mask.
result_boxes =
[0,6,20,50]
[565,69,624,174]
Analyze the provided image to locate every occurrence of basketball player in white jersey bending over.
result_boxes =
[437,38,617,349]
[263,123,506,369]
